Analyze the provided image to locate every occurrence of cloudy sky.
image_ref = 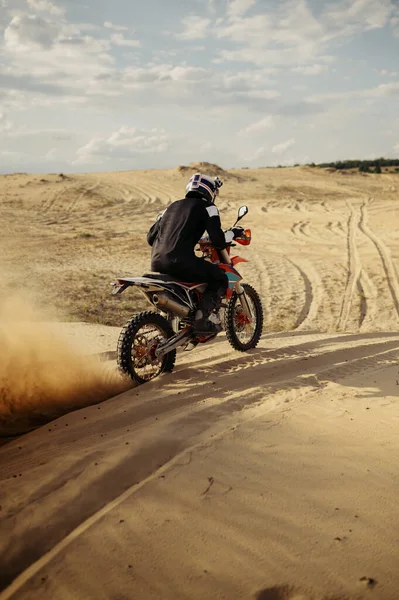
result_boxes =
[1,0,399,173]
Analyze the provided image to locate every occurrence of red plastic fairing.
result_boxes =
[231,255,248,266]
[218,263,240,276]
[236,228,251,246]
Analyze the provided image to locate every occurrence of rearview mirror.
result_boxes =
[237,205,248,222]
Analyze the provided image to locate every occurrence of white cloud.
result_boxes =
[110,33,141,48]
[104,21,128,32]
[216,12,270,43]
[0,110,13,132]
[215,0,399,67]
[1,150,26,159]
[324,0,396,31]
[27,0,65,16]
[174,16,211,40]
[373,68,398,77]
[119,63,285,112]
[251,146,266,160]
[215,0,327,66]
[61,22,101,35]
[0,125,82,172]
[272,138,296,154]
[292,64,328,75]
[74,127,169,165]
[1,12,115,104]
[372,82,399,97]
[4,15,59,50]
[123,64,208,86]
[238,115,275,136]
[207,0,216,14]
[394,142,399,153]
[219,68,279,100]
[0,9,311,116]
[2,126,75,138]
[307,82,399,103]
[246,90,280,99]
[227,0,256,19]
[222,67,278,86]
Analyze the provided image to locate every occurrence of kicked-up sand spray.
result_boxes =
[0,295,130,436]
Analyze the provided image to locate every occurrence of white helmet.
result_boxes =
[185,173,223,204]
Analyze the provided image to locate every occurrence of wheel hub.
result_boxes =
[236,311,250,325]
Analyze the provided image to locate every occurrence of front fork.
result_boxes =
[234,283,253,320]
[219,249,253,321]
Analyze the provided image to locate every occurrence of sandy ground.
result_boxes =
[1,164,399,599]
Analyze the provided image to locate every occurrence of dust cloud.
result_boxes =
[0,295,129,436]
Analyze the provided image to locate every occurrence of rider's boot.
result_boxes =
[193,288,224,335]
[193,311,222,335]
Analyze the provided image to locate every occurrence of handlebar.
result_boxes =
[197,228,251,265]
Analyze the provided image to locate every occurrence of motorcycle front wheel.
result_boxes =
[224,283,263,351]
[117,311,176,385]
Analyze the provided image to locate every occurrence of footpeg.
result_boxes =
[155,328,192,357]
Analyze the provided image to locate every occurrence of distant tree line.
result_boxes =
[308,158,399,173]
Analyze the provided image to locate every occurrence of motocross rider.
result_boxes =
[147,173,241,334]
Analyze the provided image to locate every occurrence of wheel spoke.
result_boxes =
[131,324,166,380]
[234,298,257,344]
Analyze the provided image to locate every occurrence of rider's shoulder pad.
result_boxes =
[206,205,219,218]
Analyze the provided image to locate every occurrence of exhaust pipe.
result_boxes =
[153,293,190,318]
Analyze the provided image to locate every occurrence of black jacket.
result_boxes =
[147,196,227,269]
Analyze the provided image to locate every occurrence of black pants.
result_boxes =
[153,256,228,316]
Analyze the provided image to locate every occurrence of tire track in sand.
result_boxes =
[287,258,323,330]
[67,181,100,214]
[336,204,362,331]
[336,203,379,331]
[251,252,271,326]
[360,199,399,318]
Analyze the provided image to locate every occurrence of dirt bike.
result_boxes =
[112,205,263,384]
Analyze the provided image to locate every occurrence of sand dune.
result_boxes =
[0,165,399,599]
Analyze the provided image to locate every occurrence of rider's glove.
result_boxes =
[231,226,245,239]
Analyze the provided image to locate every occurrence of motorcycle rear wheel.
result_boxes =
[117,311,176,385]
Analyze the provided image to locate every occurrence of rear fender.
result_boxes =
[111,277,163,295]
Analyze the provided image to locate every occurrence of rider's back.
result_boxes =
[150,196,210,270]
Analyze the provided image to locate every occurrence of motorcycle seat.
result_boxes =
[143,273,206,289]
